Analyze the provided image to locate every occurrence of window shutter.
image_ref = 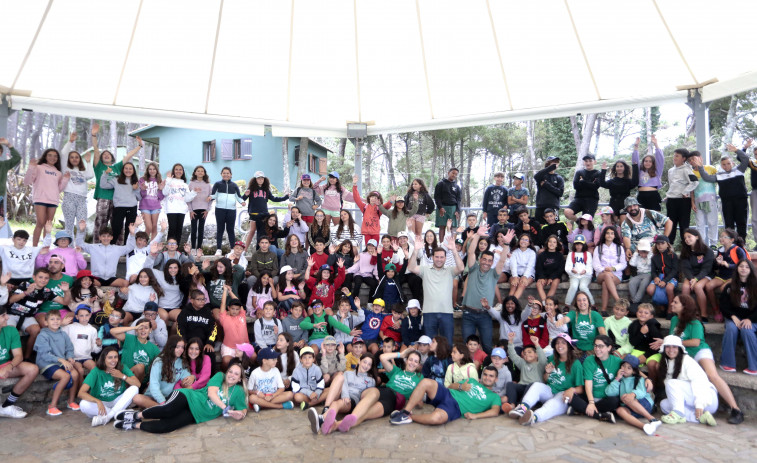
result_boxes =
[241,138,252,160]
[319,158,327,175]
[221,139,233,160]
[210,140,217,161]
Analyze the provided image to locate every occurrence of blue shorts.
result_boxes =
[430,384,462,422]
[42,365,65,380]
[309,338,325,349]
[141,209,161,215]
[629,396,654,419]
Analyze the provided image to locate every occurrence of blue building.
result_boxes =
[129,126,331,189]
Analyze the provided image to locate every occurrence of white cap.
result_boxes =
[397,231,409,238]
[366,239,378,247]
[279,265,293,275]
[406,299,421,311]
[416,335,432,344]
[637,239,651,252]
[660,335,687,353]
[254,171,265,178]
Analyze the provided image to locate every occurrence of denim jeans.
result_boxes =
[721,319,757,371]
[461,309,493,354]
[423,312,454,346]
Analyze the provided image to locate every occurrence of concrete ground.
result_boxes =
[2,404,756,463]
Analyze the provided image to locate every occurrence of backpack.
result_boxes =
[728,245,749,265]
[571,251,588,265]
[308,314,335,337]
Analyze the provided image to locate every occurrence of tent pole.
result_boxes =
[686,88,711,165]
[354,136,363,223]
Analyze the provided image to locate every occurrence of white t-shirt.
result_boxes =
[248,366,285,394]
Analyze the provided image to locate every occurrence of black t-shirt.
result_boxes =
[7,282,58,317]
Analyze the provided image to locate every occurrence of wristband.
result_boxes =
[396,353,401,359]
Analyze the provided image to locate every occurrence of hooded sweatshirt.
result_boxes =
[77,233,136,279]
[291,363,325,396]
[177,303,218,347]
[34,327,74,372]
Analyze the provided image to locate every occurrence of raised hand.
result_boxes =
[69,132,78,143]
[352,175,358,184]
[634,137,640,149]
[136,136,143,148]
[159,218,168,230]
[149,293,157,302]
[307,257,315,268]
[414,235,423,248]
[91,122,100,136]
[337,258,345,268]
[477,223,489,236]
[45,220,54,234]
[651,134,658,148]
[201,259,211,270]
[529,335,540,346]
[104,166,112,174]
[59,281,70,292]
[149,240,161,255]
[726,143,737,152]
[504,229,516,245]
[134,215,144,228]
[0,138,9,146]
[28,158,37,167]
[601,161,608,170]
[480,297,490,309]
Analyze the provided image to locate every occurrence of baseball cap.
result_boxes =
[582,154,596,160]
[654,235,670,244]
[512,173,525,180]
[455,238,464,245]
[143,302,159,312]
[258,347,279,360]
[279,265,293,275]
[371,298,385,307]
[546,156,560,162]
[397,231,408,238]
[319,264,332,271]
[254,171,265,178]
[322,336,337,346]
[75,304,92,313]
[76,270,93,280]
[573,235,586,244]
[384,263,396,272]
[637,240,652,252]
[299,346,315,357]
[233,241,246,249]
[366,239,378,248]
[329,171,340,179]
[543,208,556,216]
[352,338,365,345]
[600,206,614,215]
[236,343,255,358]
[416,335,432,345]
[580,213,594,222]
[301,174,311,180]
[311,299,324,307]
[491,347,507,359]
[622,354,640,369]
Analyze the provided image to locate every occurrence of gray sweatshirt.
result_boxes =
[34,327,74,371]
[77,234,135,279]
[279,251,308,277]
[291,363,325,396]
[100,173,141,208]
[292,186,322,217]
[506,342,548,385]
[281,315,308,344]
[340,370,376,402]
[319,351,346,375]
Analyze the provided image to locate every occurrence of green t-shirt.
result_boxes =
[182,372,248,423]
[669,316,709,358]
[94,160,123,200]
[449,378,502,415]
[83,367,135,402]
[546,357,584,395]
[385,366,422,399]
[120,333,160,371]
[39,274,74,313]
[604,316,632,354]
[298,313,350,341]
[0,325,22,364]
[582,355,622,399]
[566,310,605,351]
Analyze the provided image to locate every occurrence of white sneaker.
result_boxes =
[643,419,662,436]
[0,404,27,418]
[214,249,222,257]
[91,414,109,427]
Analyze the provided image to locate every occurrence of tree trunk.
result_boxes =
[465,145,474,207]
[110,121,118,158]
[379,134,397,190]
[431,133,438,182]
[337,138,346,160]
[593,117,601,155]
[722,95,739,150]
[363,138,373,191]
[612,112,622,156]
[570,116,582,155]
[298,137,309,178]
[574,114,598,172]
[281,137,290,192]
[6,111,18,155]
[29,113,46,163]
[18,111,33,164]
[403,133,412,187]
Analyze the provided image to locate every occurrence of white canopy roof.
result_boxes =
[3,0,757,137]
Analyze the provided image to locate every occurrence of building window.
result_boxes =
[308,154,318,173]
[233,139,242,160]
[202,140,216,162]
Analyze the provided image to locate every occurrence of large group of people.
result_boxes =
[0,129,754,438]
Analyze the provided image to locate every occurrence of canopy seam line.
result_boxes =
[113,0,144,105]
[486,0,512,110]
[204,0,225,114]
[353,0,362,122]
[564,0,601,100]
[652,0,698,85]
[10,0,54,93]
[286,0,295,122]
[415,0,434,119]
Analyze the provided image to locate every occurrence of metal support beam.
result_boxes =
[0,96,12,139]
[686,88,711,165]
[353,137,363,224]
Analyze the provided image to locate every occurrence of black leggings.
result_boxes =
[166,213,186,244]
[506,382,531,405]
[111,206,137,246]
[570,393,620,416]
[352,275,378,298]
[190,209,207,250]
[139,391,197,434]
[401,272,424,304]
[215,208,236,249]
[637,190,662,212]
[665,197,692,244]
[722,195,748,239]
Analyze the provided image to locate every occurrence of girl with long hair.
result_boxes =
[60,133,94,239]
[281,234,308,279]
[162,163,197,244]
[259,212,290,257]
[508,234,536,299]
[680,228,715,321]
[646,236,679,317]
[404,178,435,236]
[379,195,418,238]
[187,165,212,255]
[331,209,362,251]
[178,337,212,390]
[307,209,331,254]
[210,166,245,256]
[633,135,664,211]
[118,268,164,325]
[565,236,594,305]
[421,336,451,387]
[351,174,391,245]
[487,296,527,349]
[593,226,627,314]
[720,259,757,377]
[153,259,183,323]
[314,171,354,225]
[24,148,69,245]
[705,228,747,322]
[292,173,321,224]
[139,162,165,241]
[598,158,638,220]
[242,171,289,249]
[100,161,140,246]
[554,292,606,357]
[283,205,309,245]
[145,335,190,406]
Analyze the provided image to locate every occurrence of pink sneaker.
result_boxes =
[322,408,338,435]
[46,407,62,416]
[338,414,357,433]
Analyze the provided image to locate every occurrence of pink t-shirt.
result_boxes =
[218,311,249,348]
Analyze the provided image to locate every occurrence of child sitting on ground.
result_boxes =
[292,346,326,410]
[503,331,548,412]
[62,304,101,380]
[248,347,295,412]
[489,346,512,400]
[319,336,347,385]
[467,334,488,369]
[605,354,661,436]
[400,299,423,349]
[34,310,80,416]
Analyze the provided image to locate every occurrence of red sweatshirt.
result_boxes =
[307,266,345,309]
[521,315,550,349]
[352,186,391,236]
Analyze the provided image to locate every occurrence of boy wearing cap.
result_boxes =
[374,263,403,308]
[627,240,653,312]
[482,172,508,227]
[665,148,699,244]
[62,304,101,391]
[248,347,295,412]
[130,301,168,348]
[533,157,565,220]
[565,154,602,223]
[0,222,53,285]
[292,346,326,409]
[227,241,249,269]
[344,338,366,371]
[507,174,529,224]
[362,298,389,354]
[489,347,512,398]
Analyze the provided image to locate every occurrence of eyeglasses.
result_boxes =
[593,344,608,349]
[167,242,178,246]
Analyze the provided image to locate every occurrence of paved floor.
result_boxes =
[2,405,756,463]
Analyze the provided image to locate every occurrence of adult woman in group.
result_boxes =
[325,349,423,433]
[115,359,248,432]
[568,335,622,422]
